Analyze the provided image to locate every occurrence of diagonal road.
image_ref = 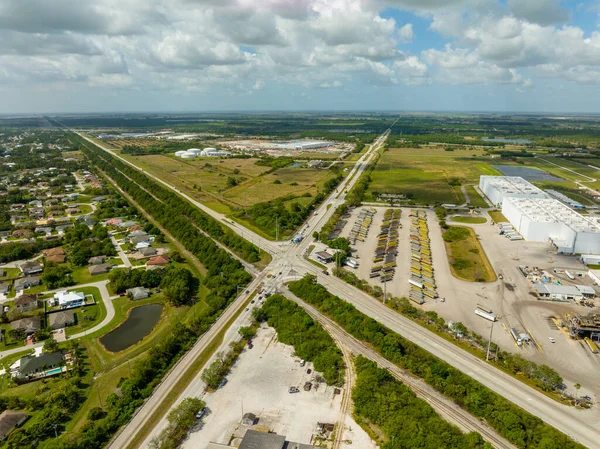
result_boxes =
[76,124,600,449]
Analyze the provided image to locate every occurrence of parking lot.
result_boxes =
[183,325,375,449]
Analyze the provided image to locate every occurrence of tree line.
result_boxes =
[70,133,261,264]
[255,294,345,386]
[353,356,492,449]
[288,275,585,449]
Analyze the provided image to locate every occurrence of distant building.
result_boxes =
[14,294,39,312]
[16,351,64,379]
[236,430,315,449]
[0,283,9,295]
[88,255,106,265]
[47,254,66,263]
[9,317,41,335]
[48,310,76,329]
[54,291,85,308]
[13,276,41,292]
[104,218,122,226]
[315,251,333,264]
[139,247,157,257]
[147,255,170,266]
[0,411,28,441]
[534,284,583,302]
[89,264,111,276]
[130,235,150,245]
[241,412,256,426]
[127,287,150,300]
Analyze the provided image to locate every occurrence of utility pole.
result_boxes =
[486,320,495,361]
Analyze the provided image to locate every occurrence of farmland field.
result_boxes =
[366,147,502,204]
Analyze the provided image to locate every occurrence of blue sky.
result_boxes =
[0,0,599,113]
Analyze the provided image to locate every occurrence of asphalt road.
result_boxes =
[78,125,600,449]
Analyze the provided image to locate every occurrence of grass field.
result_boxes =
[442,226,496,282]
[465,186,489,208]
[366,147,502,204]
[452,216,487,224]
[488,210,508,223]
[118,153,338,214]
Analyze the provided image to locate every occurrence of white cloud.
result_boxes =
[398,23,414,42]
[508,0,571,26]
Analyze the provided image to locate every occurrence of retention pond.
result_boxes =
[100,303,163,352]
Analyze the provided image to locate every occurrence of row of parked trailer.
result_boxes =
[348,208,376,245]
[498,222,523,241]
[408,210,436,304]
[370,209,401,283]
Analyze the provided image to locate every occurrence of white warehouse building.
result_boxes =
[479,176,548,207]
[502,197,600,254]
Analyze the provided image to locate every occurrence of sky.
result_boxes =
[1,0,600,114]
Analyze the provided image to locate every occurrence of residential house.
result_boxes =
[45,198,59,206]
[12,229,33,239]
[88,264,111,276]
[88,256,106,265]
[129,230,148,239]
[44,247,65,257]
[0,283,10,295]
[48,310,76,330]
[28,207,45,219]
[47,254,65,263]
[135,241,151,250]
[34,226,52,234]
[14,294,39,312]
[126,287,150,300]
[10,204,25,211]
[16,351,64,379]
[128,225,143,232]
[118,221,137,229]
[104,218,122,226]
[146,255,170,266]
[92,196,107,203]
[79,215,96,227]
[56,224,73,233]
[28,200,43,207]
[130,235,150,245]
[139,247,157,257]
[14,276,40,292]
[65,207,80,215]
[9,317,41,335]
[0,411,28,441]
[19,261,42,276]
[54,291,85,308]
[0,269,5,277]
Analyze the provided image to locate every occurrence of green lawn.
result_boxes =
[71,265,111,284]
[63,287,106,336]
[488,210,508,223]
[465,186,489,208]
[0,268,21,281]
[452,216,487,224]
[442,226,497,283]
[367,147,502,205]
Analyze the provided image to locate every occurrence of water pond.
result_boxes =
[482,137,532,144]
[100,303,163,352]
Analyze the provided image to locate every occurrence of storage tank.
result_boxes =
[175,150,187,157]
[186,148,202,155]
[180,152,196,159]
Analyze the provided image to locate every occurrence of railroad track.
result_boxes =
[330,332,354,449]
[285,288,517,449]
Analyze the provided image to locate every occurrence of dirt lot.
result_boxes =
[182,326,376,449]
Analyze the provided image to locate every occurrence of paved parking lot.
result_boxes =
[183,325,375,449]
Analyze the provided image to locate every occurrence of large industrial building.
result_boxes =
[479,176,548,207]
[480,176,600,254]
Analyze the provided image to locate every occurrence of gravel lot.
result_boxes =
[183,325,376,449]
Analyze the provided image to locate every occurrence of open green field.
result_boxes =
[442,226,496,282]
[452,215,487,224]
[488,210,508,223]
[465,186,489,208]
[119,153,338,214]
[366,147,502,204]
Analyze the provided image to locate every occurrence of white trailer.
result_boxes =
[409,279,423,289]
[475,309,497,322]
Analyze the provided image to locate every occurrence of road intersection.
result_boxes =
[78,128,600,449]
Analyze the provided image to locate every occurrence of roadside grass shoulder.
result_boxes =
[488,210,508,223]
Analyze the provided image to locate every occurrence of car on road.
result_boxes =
[251,300,255,304]
[245,307,249,311]
[196,407,207,419]
[288,387,299,394]
[549,337,556,343]
[322,270,329,275]
[218,379,228,389]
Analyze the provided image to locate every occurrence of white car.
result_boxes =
[549,337,556,343]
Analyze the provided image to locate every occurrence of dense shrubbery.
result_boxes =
[148,397,204,449]
[353,356,491,449]
[289,275,584,449]
[0,239,62,264]
[256,294,344,386]
[63,223,116,265]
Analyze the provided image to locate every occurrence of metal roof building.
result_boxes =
[502,198,600,254]
[479,176,548,207]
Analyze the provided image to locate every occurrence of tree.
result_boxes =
[43,337,59,353]
[226,177,238,187]
[201,357,225,390]
[7,307,21,322]
[574,383,581,399]
[41,263,74,289]
[238,326,255,340]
